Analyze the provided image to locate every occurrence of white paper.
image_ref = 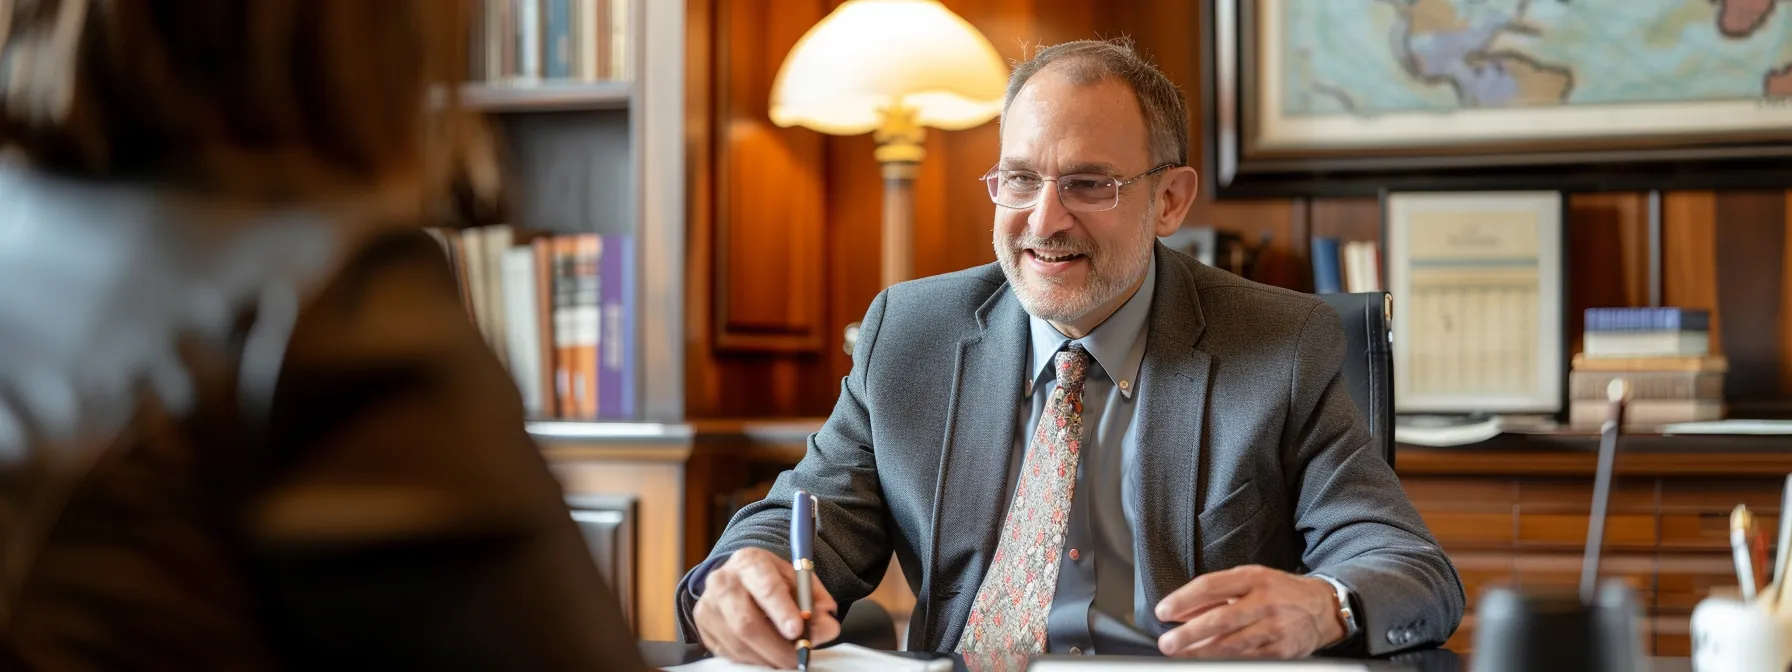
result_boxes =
[1661,419,1792,435]
[661,644,950,672]
[1028,661,1368,671]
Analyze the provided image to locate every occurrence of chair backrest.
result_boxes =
[1315,292,1395,469]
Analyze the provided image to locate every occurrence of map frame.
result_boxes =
[1202,0,1792,198]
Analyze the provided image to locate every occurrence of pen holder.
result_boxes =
[1469,581,1643,672]
[1690,592,1792,672]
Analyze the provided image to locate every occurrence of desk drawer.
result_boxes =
[1661,512,1779,552]
[1517,513,1656,550]
[1656,553,1744,613]
[1422,511,1516,547]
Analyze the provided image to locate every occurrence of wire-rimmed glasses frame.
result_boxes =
[980,162,1177,212]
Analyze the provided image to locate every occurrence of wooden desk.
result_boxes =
[1399,432,1792,656]
[693,421,1787,657]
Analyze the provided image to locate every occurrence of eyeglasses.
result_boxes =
[981,163,1177,212]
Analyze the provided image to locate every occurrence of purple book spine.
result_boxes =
[598,234,635,419]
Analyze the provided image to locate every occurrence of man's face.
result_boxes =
[992,68,1161,327]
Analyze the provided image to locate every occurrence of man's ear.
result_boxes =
[1152,167,1200,237]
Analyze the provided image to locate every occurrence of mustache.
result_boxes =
[1006,234,1097,257]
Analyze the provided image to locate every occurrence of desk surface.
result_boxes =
[638,642,1689,671]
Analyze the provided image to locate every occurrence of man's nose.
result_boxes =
[1027,185,1076,239]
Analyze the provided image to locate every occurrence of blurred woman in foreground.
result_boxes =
[0,1,645,668]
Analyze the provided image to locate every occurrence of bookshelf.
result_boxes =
[457,0,683,426]
[458,0,689,641]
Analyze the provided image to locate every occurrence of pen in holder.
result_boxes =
[1690,592,1792,672]
[1470,381,1643,672]
[1689,473,1792,672]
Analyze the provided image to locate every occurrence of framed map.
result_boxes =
[1203,0,1792,197]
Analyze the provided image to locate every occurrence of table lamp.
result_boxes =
[770,0,1009,289]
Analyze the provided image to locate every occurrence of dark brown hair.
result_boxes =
[1003,38,1189,168]
[0,0,477,205]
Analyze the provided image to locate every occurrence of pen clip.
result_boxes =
[807,492,820,534]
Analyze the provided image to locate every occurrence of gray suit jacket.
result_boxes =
[678,244,1463,656]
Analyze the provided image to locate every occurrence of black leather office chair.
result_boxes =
[1315,292,1396,469]
[836,599,900,650]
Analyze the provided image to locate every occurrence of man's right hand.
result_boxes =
[693,547,842,669]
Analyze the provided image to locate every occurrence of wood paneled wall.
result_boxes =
[684,0,1792,419]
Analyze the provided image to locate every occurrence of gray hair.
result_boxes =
[1001,38,1189,168]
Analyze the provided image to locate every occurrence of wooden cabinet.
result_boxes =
[568,494,641,629]
[1401,434,1792,656]
[542,424,696,642]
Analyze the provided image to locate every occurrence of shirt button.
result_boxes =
[1068,647,1083,656]
[1118,380,1130,390]
[1386,630,1401,645]
[1068,548,1080,561]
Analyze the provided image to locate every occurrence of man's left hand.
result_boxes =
[1153,565,1345,659]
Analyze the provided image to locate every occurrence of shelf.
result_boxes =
[460,81,632,112]
[1399,430,1792,477]
[532,421,694,463]
[528,420,691,443]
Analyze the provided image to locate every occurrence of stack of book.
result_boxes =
[1310,237,1381,294]
[469,0,633,85]
[425,224,636,421]
[1569,307,1725,430]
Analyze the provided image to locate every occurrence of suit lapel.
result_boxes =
[1131,245,1213,635]
[925,285,1028,651]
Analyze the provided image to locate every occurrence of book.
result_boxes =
[1585,307,1710,332]
[1311,237,1342,294]
[502,247,545,416]
[1571,354,1728,372]
[598,234,635,419]
[1582,330,1708,358]
[1569,370,1724,401]
[1342,240,1381,293]
[543,0,573,79]
[480,225,515,367]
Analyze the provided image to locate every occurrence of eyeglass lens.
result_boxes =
[986,172,1118,212]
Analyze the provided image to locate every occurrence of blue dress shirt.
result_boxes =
[1008,255,1155,654]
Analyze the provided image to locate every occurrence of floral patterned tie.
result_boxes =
[957,344,1091,654]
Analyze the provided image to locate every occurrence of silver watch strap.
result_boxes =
[1314,574,1360,639]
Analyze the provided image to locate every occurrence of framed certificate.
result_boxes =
[1384,191,1567,415]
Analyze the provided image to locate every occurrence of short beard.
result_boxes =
[995,209,1155,325]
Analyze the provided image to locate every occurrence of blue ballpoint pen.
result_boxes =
[791,490,818,672]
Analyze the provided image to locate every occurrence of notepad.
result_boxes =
[660,644,951,672]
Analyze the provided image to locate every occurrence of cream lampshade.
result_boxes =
[770,0,1009,289]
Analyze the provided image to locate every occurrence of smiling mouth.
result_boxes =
[1029,249,1086,263]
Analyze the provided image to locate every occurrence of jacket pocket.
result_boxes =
[1197,479,1266,555]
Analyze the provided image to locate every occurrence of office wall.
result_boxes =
[684,0,1792,419]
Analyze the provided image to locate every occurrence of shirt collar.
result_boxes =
[1026,253,1155,400]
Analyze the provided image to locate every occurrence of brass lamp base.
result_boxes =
[844,103,929,354]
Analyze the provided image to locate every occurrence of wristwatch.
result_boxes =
[1315,574,1361,644]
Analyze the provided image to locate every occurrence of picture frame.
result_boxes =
[1200,0,1792,198]
[1384,191,1568,415]
[1159,226,1219,267]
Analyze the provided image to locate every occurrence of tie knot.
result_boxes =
[1053,344,1091,395]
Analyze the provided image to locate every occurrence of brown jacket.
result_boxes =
[0,168,642,670]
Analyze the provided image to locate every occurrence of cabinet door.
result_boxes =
[568,494,639,630]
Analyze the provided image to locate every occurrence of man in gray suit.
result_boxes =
[678,39,1463,666]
